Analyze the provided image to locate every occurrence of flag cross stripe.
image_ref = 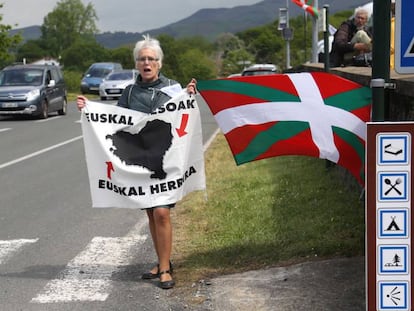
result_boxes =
[215,73,367,163]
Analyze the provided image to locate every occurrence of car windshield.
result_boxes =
[86,67,112,78]
[107,72,133,81]
[0,69,43,86]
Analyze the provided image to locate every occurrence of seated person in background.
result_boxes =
[330,8,372,67]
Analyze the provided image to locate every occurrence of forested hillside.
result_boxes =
[10,0,370,48]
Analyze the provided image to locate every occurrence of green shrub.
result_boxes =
[63,69,83,93]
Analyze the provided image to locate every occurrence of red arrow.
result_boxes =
[176,113,189,137]
[106,161,115,179]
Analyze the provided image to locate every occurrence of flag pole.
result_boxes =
[371,0,392,121]
[311,0,319,63]
[304,12,307,62]
[323,5,330,72]
[286,0,291,69]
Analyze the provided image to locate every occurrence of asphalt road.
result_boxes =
[0,96,217,311]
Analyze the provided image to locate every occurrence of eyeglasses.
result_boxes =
[355,15,367,20]
[136,57,159,63]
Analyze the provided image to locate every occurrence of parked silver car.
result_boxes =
[99,69,138,100]
[241,64,278,76]
[0,64,67,119]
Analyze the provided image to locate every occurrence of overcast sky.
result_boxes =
[1,0,262,32]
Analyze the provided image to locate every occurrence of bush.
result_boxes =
[63,69,83,93]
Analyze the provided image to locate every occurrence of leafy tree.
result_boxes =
[41,0,98,57]
[61,39,108,71]
[277,15,313,67]
[237,23,283,66]
[157,34,185,82]
[236,12,352,71]
[213,33,255,76]
[329,10,353,29]
[215,33,245,53]
[177,36,215,55]
[0,3,23,67]
[110,46,135,69]
[221,48,254,77]
[172,36,216,81]
[158,35,217,84]
[15,39,49,64]
[178,48,217,83]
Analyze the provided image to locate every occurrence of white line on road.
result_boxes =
[0,128,12,133]
[0,239,39,264]
[32,218,148,303]
[0,136,83,170]
[35,116,63,123]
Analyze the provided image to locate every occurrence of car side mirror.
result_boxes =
[48,80,56,87]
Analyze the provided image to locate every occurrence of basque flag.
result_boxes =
[197,72,372,185]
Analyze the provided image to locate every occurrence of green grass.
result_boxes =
[173,133,365,282]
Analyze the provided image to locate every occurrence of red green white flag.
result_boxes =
[292,0,319,18]
[197,72,372,185]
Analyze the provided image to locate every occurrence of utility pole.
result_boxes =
[311,0,319,63]
[371,0,392,121]
[279,2,293,69]
[323,5,330,71]
[286,0,291,69]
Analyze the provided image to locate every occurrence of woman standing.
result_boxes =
[77,35,197,289]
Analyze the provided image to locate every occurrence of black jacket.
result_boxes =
[330,19,367,67]
[118,73,179,113]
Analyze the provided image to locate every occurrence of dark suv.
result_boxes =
[0,64,67,119]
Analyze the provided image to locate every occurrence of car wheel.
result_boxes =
[58,98,67,115]
[39,100,48,119]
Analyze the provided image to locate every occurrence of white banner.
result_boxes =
[81,92,206,209]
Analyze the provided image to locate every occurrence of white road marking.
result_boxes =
[0,128,12,133]
[32,219,148,303]
[0,136,83,170]
[204,128,220,152]
[35,116,63,123]
[0,239,39,264]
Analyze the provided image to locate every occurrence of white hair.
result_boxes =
[354,7,369,18]
[133,34,164,68]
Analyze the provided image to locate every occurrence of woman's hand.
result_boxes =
[77,95,88,111]
[186,78,197,95]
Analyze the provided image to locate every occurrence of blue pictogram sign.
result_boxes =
[395,0,414,73]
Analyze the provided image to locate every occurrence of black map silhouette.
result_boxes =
[105,119,173,179]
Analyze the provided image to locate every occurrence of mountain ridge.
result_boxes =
[9,0,370,48]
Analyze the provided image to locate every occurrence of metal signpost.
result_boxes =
[366,123,413,310]
[278,8,288,31]
[278,6,292,69]
[395,0,414,74]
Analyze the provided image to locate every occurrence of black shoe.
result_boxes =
[141,261,173,280]
[159,270,175,289]
[141,264,159,279]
